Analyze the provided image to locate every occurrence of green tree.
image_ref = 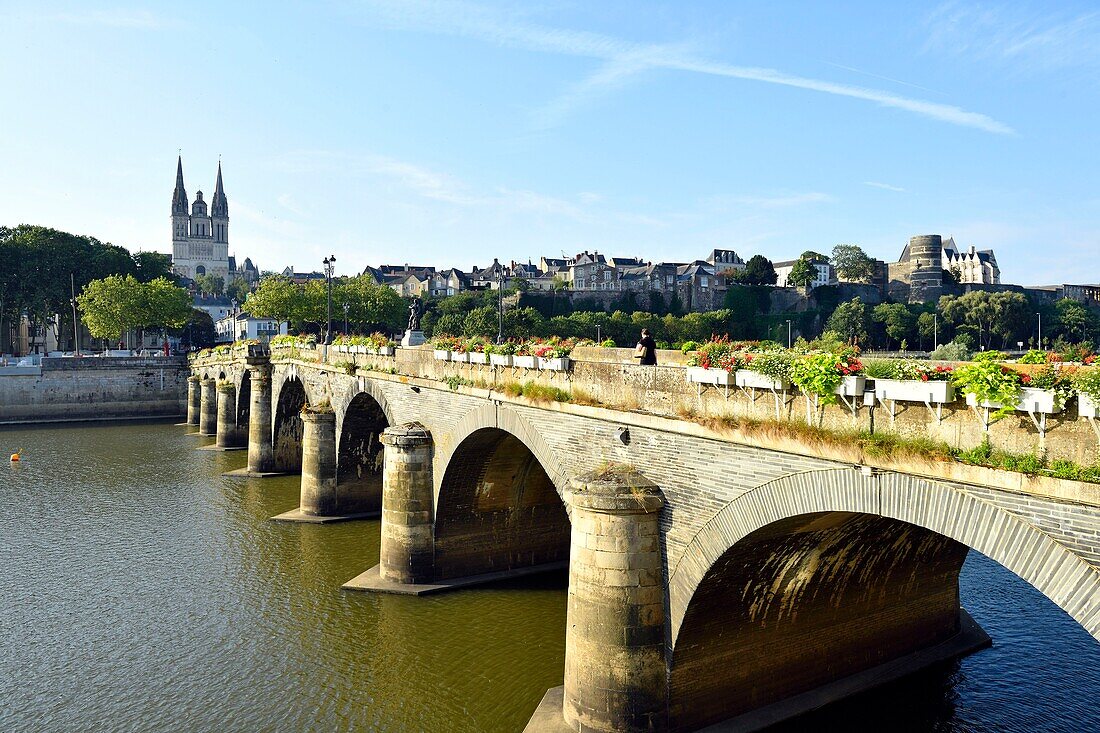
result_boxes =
[732,255,777,286]
[133,251,174,282]
[193,273,225,296]
[825,298,868,344]
[242,276,301,325]
[177,308,216,350]
[463,306,499,337]
[830,244,875,283]
[226,277,251,304]
[1055,298,1095,343]
[917,311,938,349]
[77,274,145,345]
[871,302,915,349]
[799,250,830,263]
[786,258,817,288]
[141,277,192,332]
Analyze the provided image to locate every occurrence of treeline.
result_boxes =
[242,275,406,334]
[0,225,178,350]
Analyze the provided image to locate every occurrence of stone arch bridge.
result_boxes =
[188,350,1100,732]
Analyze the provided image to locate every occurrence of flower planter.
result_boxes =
[538,357,571,371]
[686,366,733,386]
[354,345,367,354]
[377,346,395,356]
[433,349,450,361]
[874,379,954,404]
[469,352,488,364]
[513,355,537,369]
[834,375,866,397]
[451,352,469,363]
[736,369,789,391]
[966,387,1063,414]
[335,345,349,353]
[1079,393,1099,419]
[489,354,513,367]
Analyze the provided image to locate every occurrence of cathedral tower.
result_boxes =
[170,156,230,280]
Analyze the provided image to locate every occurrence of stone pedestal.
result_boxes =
[246,358,274,474]
[379,423,434,584]
[400,330,425,347]
[299,410,338,516]
[199,378,217,436]
[563,467,667,733]
[186,376,201,425]
[215,382,237,448]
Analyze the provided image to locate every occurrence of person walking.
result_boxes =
[634,328,657,366]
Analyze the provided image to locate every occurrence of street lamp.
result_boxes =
[785,319,792,349]
[933,313,938,351]
[1036,312,1042,348]
[497,266,505,344]
[343,302,349,336]
[322,255,336,345]
[231,299,238,344]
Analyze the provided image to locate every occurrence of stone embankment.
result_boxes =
[0,356,187,424]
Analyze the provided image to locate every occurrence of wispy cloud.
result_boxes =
[46,9,167,28]
[349,0,1013,134]
[924,2,1100,72]
[708,192,835,210]
[863,181,906,192]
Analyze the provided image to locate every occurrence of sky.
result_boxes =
[1,0,1098,285]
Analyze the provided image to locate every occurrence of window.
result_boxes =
[701,276,709,288]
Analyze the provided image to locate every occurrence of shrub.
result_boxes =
[929,340,972,361]
[1018,349,1051,364]
[951,358,1023,419]
[680,340,701,353]
[1074,368,1100,404]
[791,352,863,405]
[745,352,793,382]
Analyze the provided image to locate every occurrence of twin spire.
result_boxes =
[171,155,228,218]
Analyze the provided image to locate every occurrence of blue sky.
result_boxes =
[1,1,1098,284]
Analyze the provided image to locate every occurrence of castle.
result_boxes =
[171,156,230,280]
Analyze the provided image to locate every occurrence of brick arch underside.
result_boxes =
[666,469,1100,732]
[433,427,570,580]
[272,377,308,472]
[336,392,390,512]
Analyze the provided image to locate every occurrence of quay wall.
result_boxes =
[0,356,188,424]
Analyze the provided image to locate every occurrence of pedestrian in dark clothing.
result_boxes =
[635,328,657,366]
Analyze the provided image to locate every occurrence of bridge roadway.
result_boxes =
[189,346,1100,732]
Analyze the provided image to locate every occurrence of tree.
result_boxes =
[799,251,830,263]
[226,277,251,304]
[830,244,875,283]
[463,306,498,337]
[133,251,174,282]
[939,290,1027,349]
[177,308,216,350]
[825,298,868,344]
[141,277,192,332]
[786,257,817,288]
[917,311,938,349]
[1055,298,1095,343]
[193,273,225,296]
[733,255,777,286]
[242,276,301,325]
[871,302,915,349]
[77,274,145,345]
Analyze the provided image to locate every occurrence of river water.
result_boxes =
[1,420,1097,733]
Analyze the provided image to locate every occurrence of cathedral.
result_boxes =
[170,156,230,280]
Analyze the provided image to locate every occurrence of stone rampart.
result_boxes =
[0,356,188,423]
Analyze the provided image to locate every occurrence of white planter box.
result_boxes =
[736,369,789,391]
[835,375,866,397]
[377,346,395,356]
[335,345,349,353]
[874,379,954,404]
[451,352,469,363]
[354,345,367,354]
[966,387,1063,414]
[513,355,537,369]
[686,366,733,386]
[469,352,488,364]
[433,349,450,361]
[489,354,513,367]
[1079,393,1099,419]
[539,357,571,371]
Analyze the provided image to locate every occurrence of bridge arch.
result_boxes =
[235,368,251,443]
[272,375,309,472]
[666,468,1100,730]
[431,404,571,580]
[335,390,390,510]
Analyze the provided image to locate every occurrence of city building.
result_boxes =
[773,258,835,289]
[215,313,288,344]
[941,237,1000,285]
[171,156,230,281]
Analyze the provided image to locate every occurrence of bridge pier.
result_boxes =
[198,378,217,436]
[186,376,200,426]
[215,382,240,449]
[528,467,667,733]
[379,423,435,584]
[246,359,274,474]
[273,406,378,523]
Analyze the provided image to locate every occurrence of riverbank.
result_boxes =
[0,356,186,424]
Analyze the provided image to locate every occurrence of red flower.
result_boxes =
[920,373,929,382]
[1021,374,1032,384]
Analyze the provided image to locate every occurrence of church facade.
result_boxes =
[171,156,230,280]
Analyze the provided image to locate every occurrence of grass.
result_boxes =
[500,380,571,403]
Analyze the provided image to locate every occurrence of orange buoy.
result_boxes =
[10,453,20,463]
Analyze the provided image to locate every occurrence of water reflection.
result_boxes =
[0,420,1096,733]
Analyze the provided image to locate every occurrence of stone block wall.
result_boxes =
[0,356,188,423]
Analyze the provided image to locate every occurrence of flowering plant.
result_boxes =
[791,352,861,405]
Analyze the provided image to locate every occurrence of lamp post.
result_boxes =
[1036,312,1042,349]
[343,302,349,336]
[497,267,505,344]
[231,299,238,344]
[322,255,336,345]
[933,313,938,351]
[785,319,792,349]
